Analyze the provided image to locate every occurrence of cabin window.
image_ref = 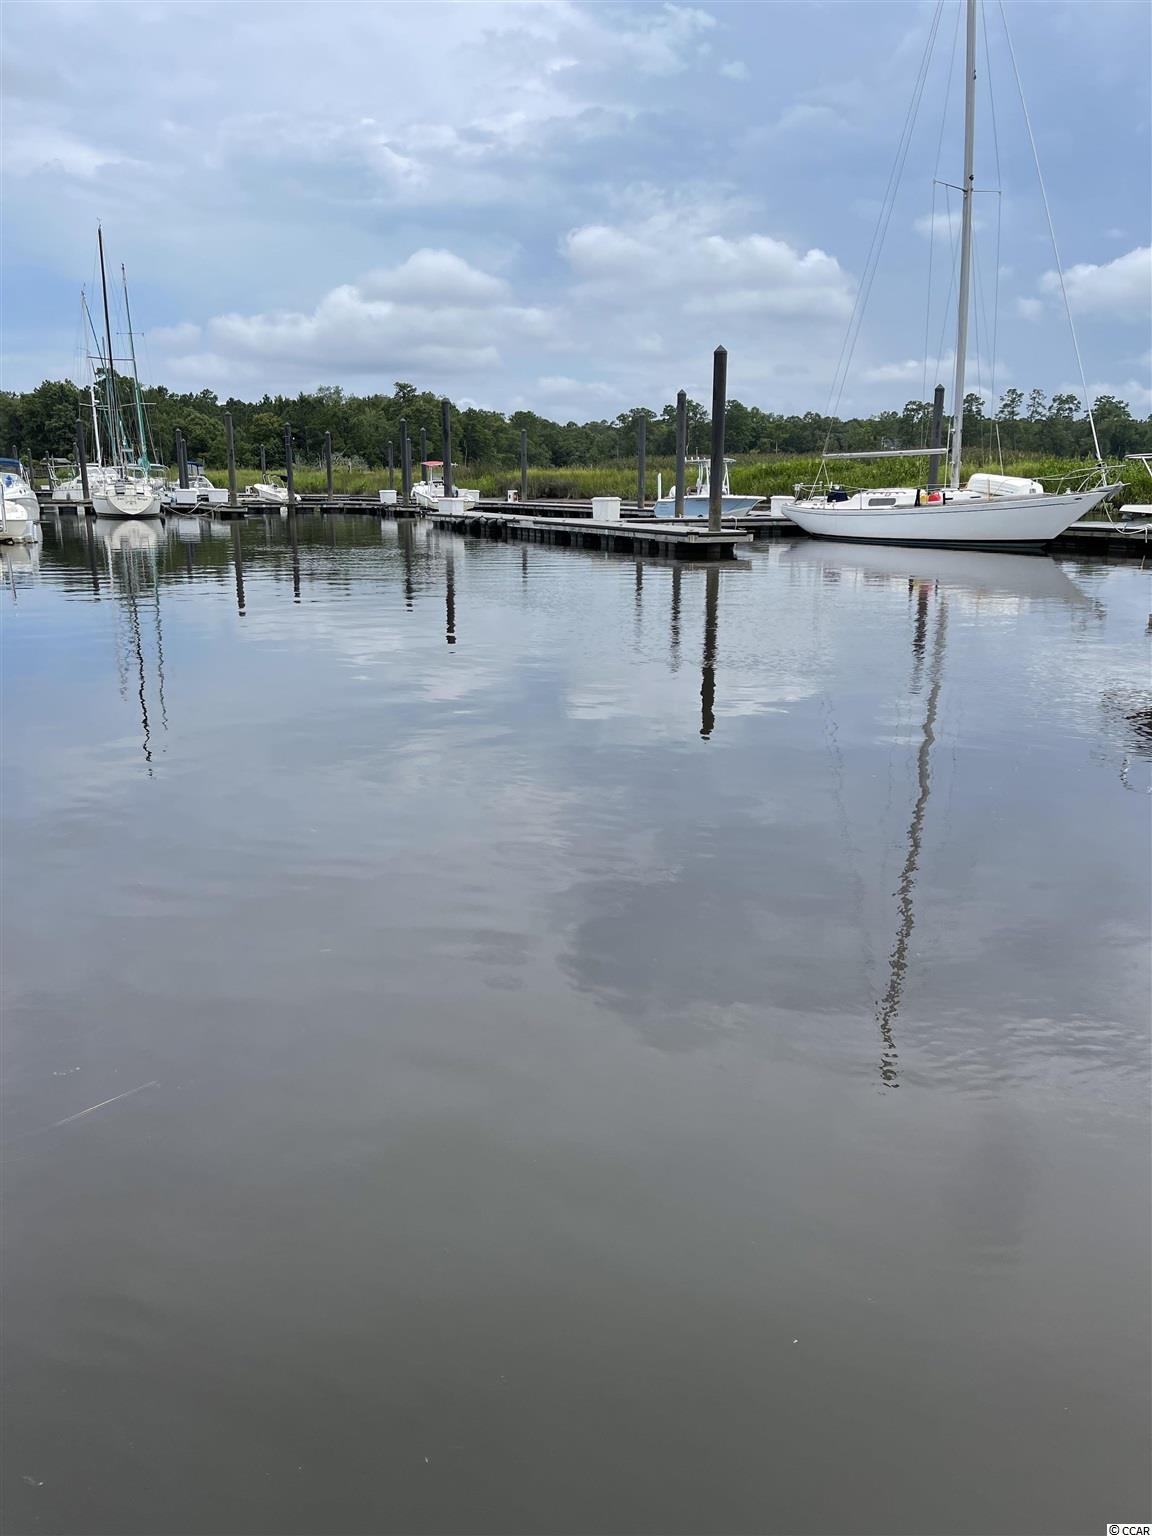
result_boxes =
[868,496,897,507]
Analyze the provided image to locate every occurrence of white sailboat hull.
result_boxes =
[786,488,1110,548]
[651,492,763,518]
[92,484,163,519]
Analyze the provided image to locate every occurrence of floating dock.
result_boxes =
[427,505,750,558]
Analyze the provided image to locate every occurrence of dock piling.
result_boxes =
[324,430,333,499]
[709,346,727,534]
[400,418,412,504]
[519,429,528,502]
[441,400,454,498]
[927,384,946,491]
[387,441,394,491]
[177,429,190,489]
[284,424,296,509]
[419,428,428,482]
[225,412,237,507]
[75,417,90,505]
[260,444,267,477]
[636,416,647,515]
[674,389,687,518]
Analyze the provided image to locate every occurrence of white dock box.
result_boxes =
[592,496,622,522]
[438,497,471,515]
[379,489,398,505]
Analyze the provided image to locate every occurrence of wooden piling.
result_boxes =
[709,346,727,534]
[260,444,267,476]
[176,429,189,489]
[441,400,454,498]
[75,417,90,504]
[399,417,412,504]
[674,389,687,518]
[519,429,528,503]
[284,424,295,508]
[324,430,334,499]
[927,384,946,490]
[419,428,428,481]
[225,412,237,507]
[387,441,395,491]
[636,416,647,515]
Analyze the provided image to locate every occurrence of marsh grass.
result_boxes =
[200,454,1149,510]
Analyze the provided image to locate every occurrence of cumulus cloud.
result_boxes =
[564,207,854,321]
[168,251,554,379]
[1041,246,1151,318]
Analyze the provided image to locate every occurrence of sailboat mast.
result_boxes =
[948,0,978,490]
[121,263,149,467]
[96,226,123,470]
[81,291,104,466]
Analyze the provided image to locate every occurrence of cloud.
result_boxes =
[167,251,555,380]
[2,125,143,180]
[564,207,854,321]
[720,60,749,80]
[1041,246,1151,318]
[914,209,983,243]
[1015,297,1044,322]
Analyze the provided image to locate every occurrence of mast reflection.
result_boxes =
[875,587,948,1086]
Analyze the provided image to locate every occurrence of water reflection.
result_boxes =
[700,564,719,739]
[875,586,948,1087]
[95,519,168,772]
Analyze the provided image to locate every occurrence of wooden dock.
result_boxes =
[427,505,751,558]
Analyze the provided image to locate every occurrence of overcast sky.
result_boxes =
[2,1,1149,418]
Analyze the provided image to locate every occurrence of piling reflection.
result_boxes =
[700,565,719,739]
[231,520,246,616]
[669,565,682,671]
[446,549,456,645]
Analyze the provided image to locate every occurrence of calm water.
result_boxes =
[2,514,1149,1536]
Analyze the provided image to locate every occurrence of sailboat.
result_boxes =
[788,0,1120,550]
[60,232,162,518]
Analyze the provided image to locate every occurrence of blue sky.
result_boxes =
[2,0,1149,418]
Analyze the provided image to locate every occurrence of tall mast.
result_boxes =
[81,291,104,466]
[96,226,123,470]
[121,263,149,467]
[948,0,978,490]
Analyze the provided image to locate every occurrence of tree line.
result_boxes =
[1,377,1146,468]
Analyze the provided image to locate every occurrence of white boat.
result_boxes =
[242,475,290,504]
[163,466,228,508]
[0,457,42,542]
[652,457,762,518]
[70,231,163,519]
[411,461,479,510]
[788,0,1119,550]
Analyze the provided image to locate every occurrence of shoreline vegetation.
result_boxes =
[4,377,1148,504]
[213,455,1150,509]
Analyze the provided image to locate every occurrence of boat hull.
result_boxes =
[786,488,1110,548]
[92,486,162,519]
[651,493,762,518]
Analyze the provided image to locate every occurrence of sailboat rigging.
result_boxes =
[788,0,1122,550]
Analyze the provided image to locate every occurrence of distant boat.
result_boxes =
[75,229,162,519]
[411,461,479,510]
[652,456,761,518]
[787,0,1119,550]
[0,457,41,542]
[162,462,228,508]
[241,475,289,504]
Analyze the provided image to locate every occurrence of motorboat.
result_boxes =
[652,457,762,518]
[163,463,229,508]
[410,461,479,510]
[241,475,290,504]
[0,457,41,542]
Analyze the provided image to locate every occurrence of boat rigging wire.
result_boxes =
[997,0,1103,464]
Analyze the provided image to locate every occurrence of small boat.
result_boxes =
[788,0,1119,550]
[241,475,290,505]
[0,457,41,542]
[163,463,229,508]
[652,457,761,518]
[410,461,479,510]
